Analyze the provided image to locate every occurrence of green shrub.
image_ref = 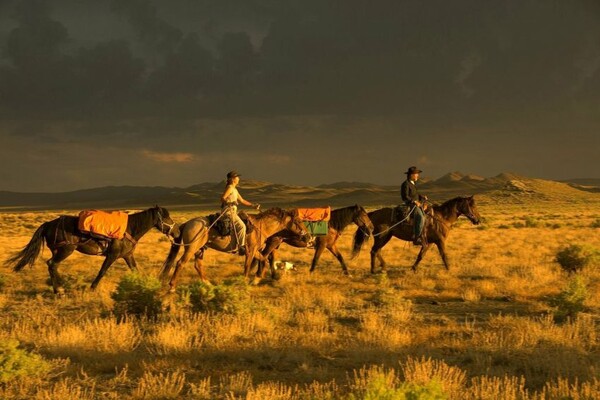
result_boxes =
[524,217,540,228]
[555,244,600,274]
[348,374,446,400]
[550,275,589,322]
[0,339,51,382]
[111,273,163,320]
[177,276,251,315]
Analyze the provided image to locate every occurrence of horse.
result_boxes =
[255,204,374,279]
[6,206,178,294]
[352,196,481,273]
[160,207,307,290]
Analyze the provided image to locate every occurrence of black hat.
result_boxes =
[405,166,422,175]
[226,171,241,180]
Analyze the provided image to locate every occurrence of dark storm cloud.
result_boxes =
[0,0,599,191]
[1,0,598,120]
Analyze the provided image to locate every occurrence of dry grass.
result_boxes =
[0,202,599,399]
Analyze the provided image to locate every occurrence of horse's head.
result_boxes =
[153,206,180,237]
[287,209,308,238]
[353,204,374,237]
[457,196,481,225]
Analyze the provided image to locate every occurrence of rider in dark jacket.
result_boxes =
[400,166,428,245]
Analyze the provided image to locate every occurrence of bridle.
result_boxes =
[157,208,177,236]
[355,209,373,237]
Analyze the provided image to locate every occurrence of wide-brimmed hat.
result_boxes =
[405,166,422,175]
[226,171,241,180]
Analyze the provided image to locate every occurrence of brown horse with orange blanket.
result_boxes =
[256,205,374,279]
[6,206,178,294]
[352,196,481,273]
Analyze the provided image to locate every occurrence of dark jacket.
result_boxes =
[401,179,423,206]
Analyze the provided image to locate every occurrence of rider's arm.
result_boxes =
[236,192,254,207]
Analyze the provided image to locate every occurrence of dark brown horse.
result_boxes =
[256,205,374,279]
[160,207,307,289]
[7,206,178,294]
[352,196,481,273]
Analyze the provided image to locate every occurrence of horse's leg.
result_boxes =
[169,248,195,291]
[309,243,327,273]
[192,248,210,283]
[435,241,450,270]
[46,246,75,295]
[268,250,277,279]
[411,243,432,272]
[256,239,281,280]
[370,234,392,274]
[327,244,350,275]
[123,253,139,273]
[90,251,120,290]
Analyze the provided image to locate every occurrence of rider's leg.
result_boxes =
[232,213,246,251]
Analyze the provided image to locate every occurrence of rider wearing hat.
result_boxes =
[401,166,428,245]
[221,171,260,255]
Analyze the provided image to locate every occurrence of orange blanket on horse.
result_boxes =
[296,207,331,222]
[78,210,128,240]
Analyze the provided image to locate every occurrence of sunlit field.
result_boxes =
[1,201,599,399]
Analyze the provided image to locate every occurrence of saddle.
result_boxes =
[207,212,255,237]
[392,205,413,225]
[207,213,231,237]
[392,204,434,225]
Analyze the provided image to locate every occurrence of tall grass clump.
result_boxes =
[0,339,51,382]
[549,275,589,322]
[111,273,163,320]
[555,244,600,274]
[177,276,251,314]
[348,364,448,400]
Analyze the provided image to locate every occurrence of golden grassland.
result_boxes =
[0,200,599,399]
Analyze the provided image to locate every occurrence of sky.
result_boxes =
[0,0,598,192]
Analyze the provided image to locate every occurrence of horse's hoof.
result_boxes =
[251,277,261,286]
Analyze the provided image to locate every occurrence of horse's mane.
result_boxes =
[433,196,469,210]
[127,207,158,232]
[254,207,292,220]
[330,205,359,231]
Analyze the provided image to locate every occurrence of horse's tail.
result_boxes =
[351,227,368,259]
[7,222,48,272]
[160,236,182,281]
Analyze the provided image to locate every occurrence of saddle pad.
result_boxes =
[78,210,128,239]
[296,207,331,222]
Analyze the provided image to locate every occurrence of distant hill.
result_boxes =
[1,173,598,211]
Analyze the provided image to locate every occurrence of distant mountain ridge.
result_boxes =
[1,173,598,211]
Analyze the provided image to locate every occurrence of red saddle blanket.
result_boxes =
[78,210,128,240]
[296,207,331,222]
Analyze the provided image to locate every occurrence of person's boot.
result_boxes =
[237,245,246,256]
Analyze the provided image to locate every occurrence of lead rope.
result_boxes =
[372,205,417,237]
[167,210,227,247]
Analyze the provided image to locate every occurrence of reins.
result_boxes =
[166,210,226,247]
[372,205,417,237]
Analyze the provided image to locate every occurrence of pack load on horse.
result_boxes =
[254,205,374,280]
[78,210,129,240]
[352,196,481,274]
[6,206,178,294]
[160,207,307,290]
[296,206,331,244]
